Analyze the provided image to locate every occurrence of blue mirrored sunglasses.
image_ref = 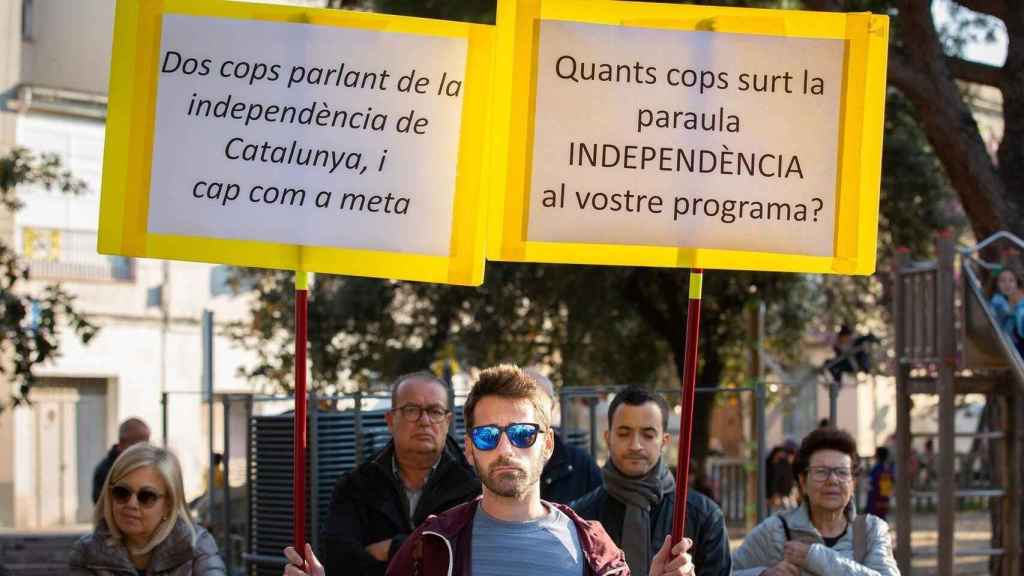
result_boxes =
[470,423,544,451]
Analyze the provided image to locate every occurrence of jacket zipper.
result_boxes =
[422,531,454,576]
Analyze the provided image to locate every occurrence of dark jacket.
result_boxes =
[572,486,732,576]
[93,445,121,503]
[386,496,630,576]
[321,436,481,576]
[68,518,225,575]
[541,433,603,505]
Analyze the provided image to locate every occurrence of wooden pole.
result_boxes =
[671,269,703,545]
[293,272,309,552]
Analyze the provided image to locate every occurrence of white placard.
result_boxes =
[147,15,468,256]
[529,21,845,257]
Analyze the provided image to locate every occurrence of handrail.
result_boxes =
[958,231,1024,267]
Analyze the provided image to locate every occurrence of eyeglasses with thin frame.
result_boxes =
[110,485,165,509]
[393,404,450,423]
[470,423,545,451]
[806,466,854,482]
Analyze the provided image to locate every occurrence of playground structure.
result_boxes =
[893,233,1024,576]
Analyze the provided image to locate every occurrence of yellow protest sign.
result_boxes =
[488,0,888,275]
[99,0,494,285]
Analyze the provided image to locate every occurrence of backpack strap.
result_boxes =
[853,514,869,563]
[777,514,792,541]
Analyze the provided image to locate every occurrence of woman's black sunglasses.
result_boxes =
[110,485,165,509]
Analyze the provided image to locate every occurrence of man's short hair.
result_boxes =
[118,418,150,443]
[390,371,449,408]
[607,387,670,432]
[464,365,551,430]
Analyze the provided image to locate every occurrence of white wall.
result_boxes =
[20,0,115,95]
[1,107,263,527]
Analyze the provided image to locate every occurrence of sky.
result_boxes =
[933,0,1008,67]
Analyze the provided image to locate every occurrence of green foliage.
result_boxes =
[0,147,99,411]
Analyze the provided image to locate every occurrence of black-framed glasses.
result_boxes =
[110,485,165,509]
[470,423,545,451]
[393,404,450,423]
[807,466,854,482]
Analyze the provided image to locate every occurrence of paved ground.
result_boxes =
[729,511,998,576]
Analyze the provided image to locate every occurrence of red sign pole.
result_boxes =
[293,271,309,552]
[671,268,703,546]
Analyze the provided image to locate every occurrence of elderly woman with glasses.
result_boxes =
[732,428,899,576]
[69,443,225,575]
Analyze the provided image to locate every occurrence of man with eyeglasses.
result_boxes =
[319,371,480,576]
[573,387,731,576]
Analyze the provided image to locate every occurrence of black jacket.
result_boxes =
[572,485,732,576]
[540,433,603,505]
[92,445,120,503]
[320,436,480,576]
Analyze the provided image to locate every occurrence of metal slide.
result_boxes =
[960,235,1024,392]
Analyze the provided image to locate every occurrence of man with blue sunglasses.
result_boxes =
[383,364,694,576]
[283,366,694,576]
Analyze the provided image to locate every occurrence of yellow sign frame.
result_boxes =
[99,0,494,285]
[487,0,888,275]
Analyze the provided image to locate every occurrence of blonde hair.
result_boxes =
[95,443,196,555]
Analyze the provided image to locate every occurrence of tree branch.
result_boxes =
[888,49,933,102]
[954,0,1007,20]
[948,57,1003,87]
[891,0,1011,239]
[801,0,843,11]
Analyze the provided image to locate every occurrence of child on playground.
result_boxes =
[989,266,1024,357]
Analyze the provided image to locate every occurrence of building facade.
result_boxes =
[0,0,264,529]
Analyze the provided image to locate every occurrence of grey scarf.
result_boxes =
[602,459,676,576]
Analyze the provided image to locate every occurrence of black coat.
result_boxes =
[320,436,480,576]
[540,433,603,505]
[572,485,732,576]
[92,445,120,503]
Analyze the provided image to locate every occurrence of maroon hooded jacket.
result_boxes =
[386,497,630,576]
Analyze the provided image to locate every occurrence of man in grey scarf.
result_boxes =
[573,388,732,576]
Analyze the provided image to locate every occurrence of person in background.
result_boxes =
[989,267,1024,355]
[766,442,797,513]
[732,427,899,576]
[93,418,151,504]
[527,368,603,505]
[865,447,894,520]
[573,387,731,576]
[319,371,480,576]
[70,443,225,575]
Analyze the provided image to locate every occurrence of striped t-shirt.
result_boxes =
[471,503,584,575]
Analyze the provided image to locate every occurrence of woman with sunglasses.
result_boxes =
[732,427,899,576]
[69,443,226,575]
